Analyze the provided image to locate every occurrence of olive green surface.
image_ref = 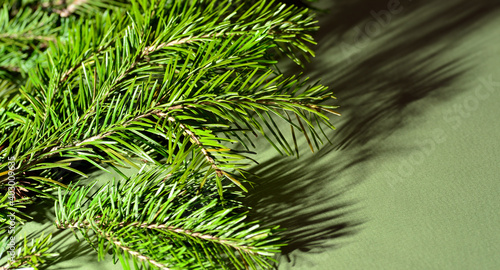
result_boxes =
[19,0,500,269]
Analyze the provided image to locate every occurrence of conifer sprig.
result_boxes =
[0,3,59,86]
[0,233,58,270]
[0,0,335,269]
[55,166,283,270]
[0,0,338,193]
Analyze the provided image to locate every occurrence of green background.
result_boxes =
[20,0,500,269]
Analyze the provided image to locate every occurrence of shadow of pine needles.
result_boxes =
[244,154,366,264]
[245,0,500,267]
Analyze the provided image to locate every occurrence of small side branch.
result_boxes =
[0,33,56,42]
[58,220,260,256]
[57,220,171,269]
[160,113,223,177]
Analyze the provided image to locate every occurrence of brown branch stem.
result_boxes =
[92,225,170,269]
[0,253,42,270]
[0,33,56,42]
[57,219,260,256]
[160,113,223,176]
[52,0,88,17]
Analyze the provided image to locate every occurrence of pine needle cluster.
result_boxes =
[0,0,338,269]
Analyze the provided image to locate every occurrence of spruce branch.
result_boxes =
[0,4,59,87]
[0,5,58,44]
[92,225,171,269]
[164,115,225,176]
[1,0,338,194]
[58,219,264,257]
[0,233,58,270]
[0,2,337,268]
[55,167,283,269]
[54,0,318,87]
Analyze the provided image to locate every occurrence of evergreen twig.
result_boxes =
[0,0,336,269]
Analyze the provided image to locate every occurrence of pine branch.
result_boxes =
[58,219,263,257]
[55,0,318,87]
[55,167,282,269]
[0,2,336,195]
[92,225,171,269]
[0,233,58,270]
[0,5,59,45]
[0,4,63,92]
[164,115,225,176]
[0,1,337,269]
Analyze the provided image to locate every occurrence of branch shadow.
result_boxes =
[244,152,368,265]
[39,228,97,270]
[246,0,500,267]
[305,0,500,151]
